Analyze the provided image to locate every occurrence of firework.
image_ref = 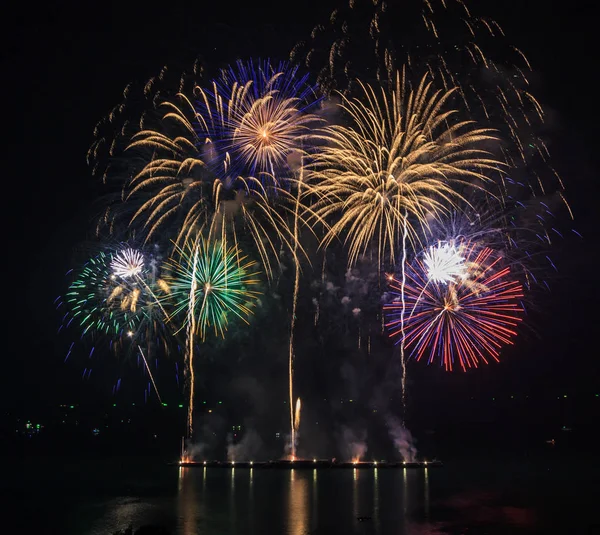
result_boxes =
[423,241,467,285]
[59,246,175,398]
[111,59,322,278]
[196,59,322,182]
[138,345,162,403]
[94,59,319,442]
[111,248,145,278]
[295,0,572,236]
[294,397,302,432]
[385,241,524,371]
[290,0,399,93]
[164,236,260,436]
[64,251,140,339]
[287,175,305,459]
[62,247,172,344]
[419,192,564,294]
[306,70,502,268]
[164,237,261,339]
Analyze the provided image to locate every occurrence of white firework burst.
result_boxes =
[423,241,466,284]
[111,248,145,279]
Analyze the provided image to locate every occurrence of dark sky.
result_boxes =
[2,0,598,416]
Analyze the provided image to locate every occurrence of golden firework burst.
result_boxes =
[306,70,504,267]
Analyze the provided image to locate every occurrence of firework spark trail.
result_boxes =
[165,237,260,438]
[288,163,303,459]
[400,212,408,419]
[294,397,302,436]
[185,247,199,438]
[138,345,162,403]
[288,282,298,457]
[134,274,171,322]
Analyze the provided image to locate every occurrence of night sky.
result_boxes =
[3,0,598,431]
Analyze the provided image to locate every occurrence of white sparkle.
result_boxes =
[111,248,144,278]
[424,242,466,284]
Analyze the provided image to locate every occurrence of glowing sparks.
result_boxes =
[306,71,502,267]
[59,247,174,398]
[111,248,144,278]
[293,0,574,273]
[294,397,302,434]
[163,236,260,437]
[385,242,524,371]
[66,1,575,447]
[165,237,261,340]
[138,345,162,403]
[200,59,323,183]
[118,59,319,279]
[423,241,467,284]
[64,252,142,338]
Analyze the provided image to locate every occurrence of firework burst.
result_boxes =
[163,236,261,437]
[58,246,175,399]
[63,251,141,339]
[164,237,261,339]
[294,0,572,237]
[105,59,323,278]
[423,241,467,285]
[196,59,323,182]
[306,70,503,268]
[111,248,145,278]
[420,190,565,294]
[385,241,524,371]
[61,247,172,344]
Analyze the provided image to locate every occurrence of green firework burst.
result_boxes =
[165,238,261,339]
[64,249,172,348]
[65,252,140,337]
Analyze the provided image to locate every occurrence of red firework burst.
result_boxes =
[384,242,524,371]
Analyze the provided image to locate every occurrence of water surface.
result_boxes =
[7,456,598,534]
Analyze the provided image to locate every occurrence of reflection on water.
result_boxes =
[248,468,254,528]
[374,468,380,534]
[424,468,430,519]
[9,457,595,534]
[311,469,318,522]
[403,467,409,517]
[47,459,585,535]
[173,466,431,535]
[352,467,358,522]
[177,467,199,535]
[287,470,309,535]
[229,468,236,530]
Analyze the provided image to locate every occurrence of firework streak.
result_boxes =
[385,242,524,371]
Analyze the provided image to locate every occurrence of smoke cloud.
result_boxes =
[184,440,207,460]
[337,426,368,461]
[385,415,417,462]
[226,429,264,461]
